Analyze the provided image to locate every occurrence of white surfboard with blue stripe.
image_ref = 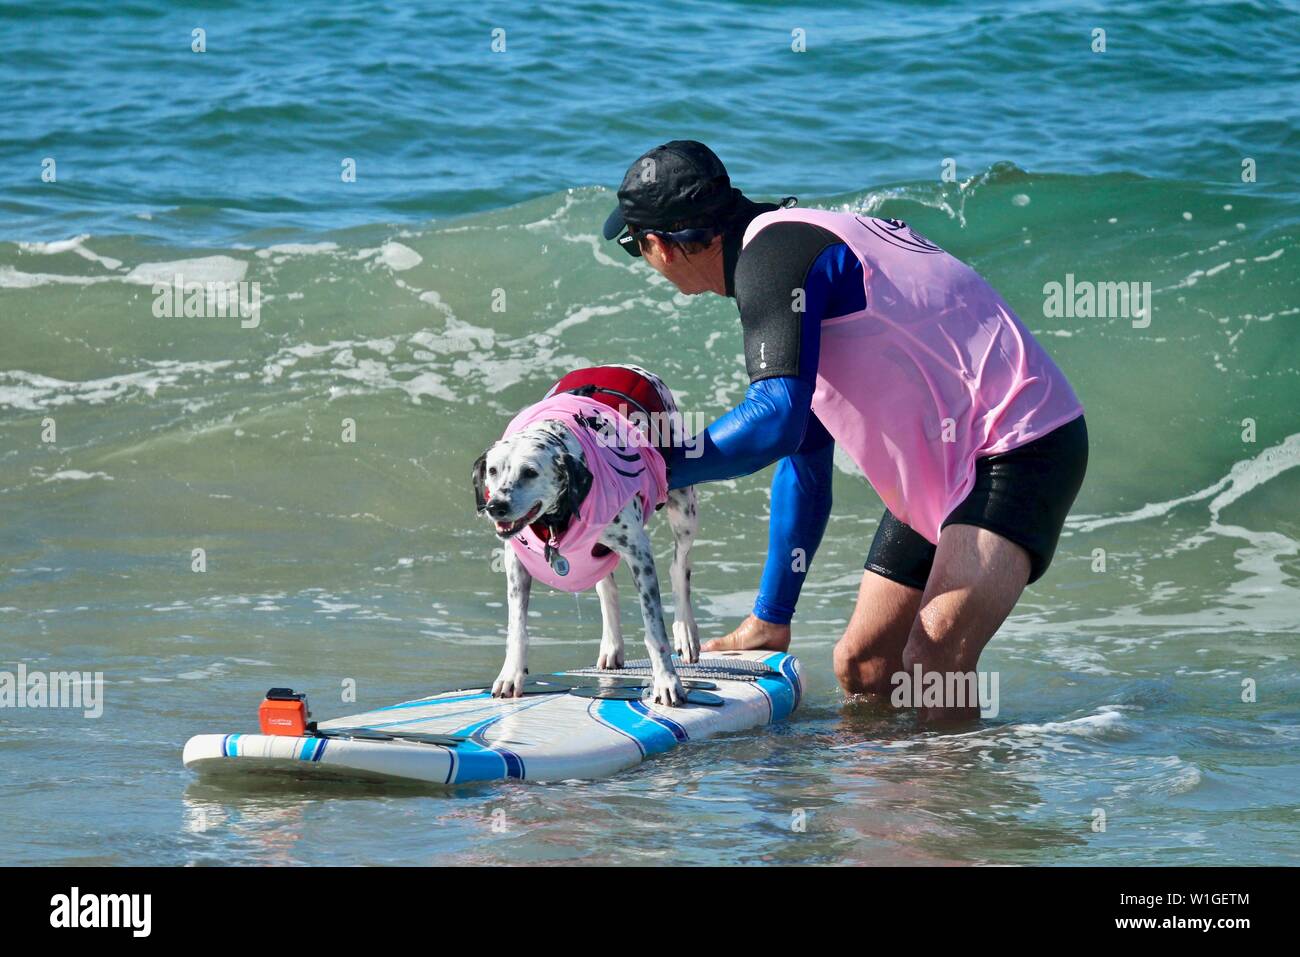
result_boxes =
[183,651,802,785]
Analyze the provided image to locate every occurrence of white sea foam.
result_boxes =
[561,232,637,270]
[1013,705,1132,739]
[545,297,645,336]
[255,330,503,403]
[254,242,339,259]
[42,470,113,482]
[17,234,122,270]
[521,192,578,231]
[417,288,454,316]
[375,241,422,271]
[123,255,248,285]
[0,266,111,288]
[0,359,235,410]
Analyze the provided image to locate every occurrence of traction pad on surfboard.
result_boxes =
[561,655,784,683]
[528,674,718,691]
[568,686,725,706]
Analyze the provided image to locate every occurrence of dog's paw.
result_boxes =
[491,665,527,698]
[648,672,687,707]
[673,619,700,664]
[596,642,624,670]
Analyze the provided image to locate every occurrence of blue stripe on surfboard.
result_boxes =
[628,700,688,743]
[751,676,774,722]
[296,737,328,762]
[592,699,678,755]
[759,652,798,721]
[443,699,553,782]
[470,711,526,780]
[596,698,672,754]
[779,654,802,712]
[587,699,645,758]
[444,742,457,784]
[495,744,525,779]
[434,715,504,783]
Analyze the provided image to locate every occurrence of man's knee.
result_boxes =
[902,615,972,675]
[831,639,856,684]
[833,637,897,695]
[900,637,933,676]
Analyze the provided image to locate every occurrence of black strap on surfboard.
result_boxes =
[313,728,469,747]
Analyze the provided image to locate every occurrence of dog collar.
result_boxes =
[530,519,572,576]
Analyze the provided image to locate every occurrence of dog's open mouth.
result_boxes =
[494,502,542,538]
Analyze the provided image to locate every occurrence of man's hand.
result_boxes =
[701,613,791,653]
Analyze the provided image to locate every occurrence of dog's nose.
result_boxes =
[486,499,509,519]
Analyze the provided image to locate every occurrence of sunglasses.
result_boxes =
[616,225,720,258]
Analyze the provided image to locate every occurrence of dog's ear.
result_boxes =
[471,451,489,512]
[561,452,593,517]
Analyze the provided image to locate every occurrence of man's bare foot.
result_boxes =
[701,614,791,653]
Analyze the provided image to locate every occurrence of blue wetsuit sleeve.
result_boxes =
[752,412,834,625]
[667,376,813,488]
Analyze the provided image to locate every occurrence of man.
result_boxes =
[602,141,1088,721]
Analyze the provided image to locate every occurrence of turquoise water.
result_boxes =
[1,1,1298,865]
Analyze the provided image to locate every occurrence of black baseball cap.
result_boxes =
[602,140,741,241]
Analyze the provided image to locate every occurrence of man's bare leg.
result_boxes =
[702,614,790,653]
[902,523,1031,723]
[833,571,922,696]
[707,524,1029,717]
[704,570,921,668]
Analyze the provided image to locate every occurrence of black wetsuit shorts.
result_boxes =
[865,415,1089,589]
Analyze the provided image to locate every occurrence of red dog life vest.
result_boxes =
[545,365,670,446]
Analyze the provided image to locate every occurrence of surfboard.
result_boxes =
[183,650,802,785]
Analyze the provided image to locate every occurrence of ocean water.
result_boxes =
[2,0,1298,866]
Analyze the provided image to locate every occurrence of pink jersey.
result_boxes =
[503,392,667,591]
[743,207,1083,544]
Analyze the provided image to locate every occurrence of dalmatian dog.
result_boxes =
[473,365,699,706]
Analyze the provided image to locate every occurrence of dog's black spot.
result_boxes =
[471,452,489,512]
[540,451,592,534]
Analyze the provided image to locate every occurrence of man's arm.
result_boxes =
[752,413,834,625]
